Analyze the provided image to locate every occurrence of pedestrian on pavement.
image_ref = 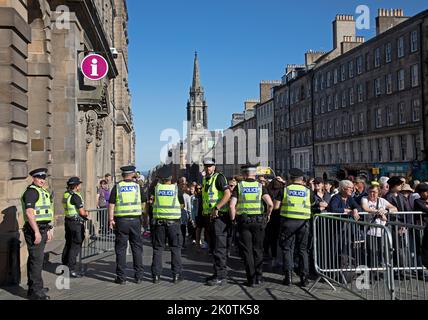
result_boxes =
[21,168,54,300]
[274,168,314,287]
[109,165,144,285]
[202,158,232,286]
[61,177,88,278]
[230,164,273,287]
[150,166,185,284]
[181,183,192,247]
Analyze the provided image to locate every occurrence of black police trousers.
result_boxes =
[114,217,144,281]
[151,220,182,277]
[263,211,280,259]
[210,216,229,279]
[237,217,265,283]
[62,219,85,272]
[24,223,48,295]
[279,217,309,276]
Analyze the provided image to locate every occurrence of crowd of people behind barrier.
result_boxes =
[95,172,428,281]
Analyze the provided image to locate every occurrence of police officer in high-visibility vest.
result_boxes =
[202,158,232,286]
[274,168,315,287]
[108,166,144,285]
[61,177,88,278]
[21,168,54,300]
[230,164,273,287]
[150,165,185,284]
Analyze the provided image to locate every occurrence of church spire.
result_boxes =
[191,51,202,92]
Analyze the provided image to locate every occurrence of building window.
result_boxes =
[356,56,363,74]
[358,113,364,131]
[365,52,370,71]
[411,30,418,53]
[322,122,326,138]
[374,78,382,97]
[413,134,420,160]
[327,95,332,112]
[328,120,333,137]
[411,64,419,87]
[341,92,347,108]
[375,108,382,128]
[314,77,319,93]
[320,74,325,90]
[341,65,346,81]
[386,106,393,126]
[398,69,405,91]
[374,47,381,68]
[314,100,319,115]
[321,97,326,114]
[349,88,354,105]
[348,61,354,78]
[315,124,320,139]
[386,74,393,94]
[333,68,338,84]
[357,84,363,102]
[350,115,355,133]
[412,99,421,122]
[399,102,406,124]
[326,71,331,88]
[378,139,383,162]
[388,137,394,161]
[400,136,407,161]
[397,36,405,58]
[334,94,339,110]
[385,43,392,63]
[342,117,348,134]
[335,118,340,136]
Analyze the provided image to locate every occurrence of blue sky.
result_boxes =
[127,0,427,172]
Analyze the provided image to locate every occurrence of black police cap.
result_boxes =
[157,166,172,179]
[289,168,305,178]
[241,163,259,172]
[120,165,136,174]
[29,168,48,177]
[67,177,83,186]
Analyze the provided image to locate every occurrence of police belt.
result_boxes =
[114,216,141,221]
[24,222,51,231]
[152,218,180,226]
[65,216,85,223]
[236,214,265,224]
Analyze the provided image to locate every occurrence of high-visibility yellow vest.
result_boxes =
[152,183,181,220]
[280,184,312,220]
[21,185,54,222]
[114,181,142,217]
[202,173,228,216]
[63,191,83,217]
[236,181,263,215]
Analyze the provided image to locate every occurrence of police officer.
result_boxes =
[61,177,88,278]
[21,168,54,300]
[108,166,144,284]
[202,158,232,286]
[150,166,184,284]
[230,164,273,287]
[274,168,314,287]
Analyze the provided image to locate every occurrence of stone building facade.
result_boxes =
[312,9,428,180]
[0,0,135,285]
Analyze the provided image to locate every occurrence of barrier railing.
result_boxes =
[79,208,115,266]
[310,212,428,300]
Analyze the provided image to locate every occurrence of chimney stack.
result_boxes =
[332,14,356,50]
[376,8,407,35]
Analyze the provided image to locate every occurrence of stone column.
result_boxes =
[0,0,31,285]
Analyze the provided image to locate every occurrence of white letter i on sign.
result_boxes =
[91,58,99,76]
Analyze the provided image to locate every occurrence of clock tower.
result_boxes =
[187,52,208,165]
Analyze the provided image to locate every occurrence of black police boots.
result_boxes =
[206,277,226,286]
[283,271,292,286]
[114,277,127,285]
[152,275,160,284]
[173,275,183,284]
[300,275,309,287]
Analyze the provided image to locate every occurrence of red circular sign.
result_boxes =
[81,54,109,81]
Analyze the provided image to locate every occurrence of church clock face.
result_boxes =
[196,122,202,129]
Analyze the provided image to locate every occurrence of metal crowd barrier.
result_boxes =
[310,212,428,300]
[79,208,115,267]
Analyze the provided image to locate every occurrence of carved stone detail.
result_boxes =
[85,110,98,148]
